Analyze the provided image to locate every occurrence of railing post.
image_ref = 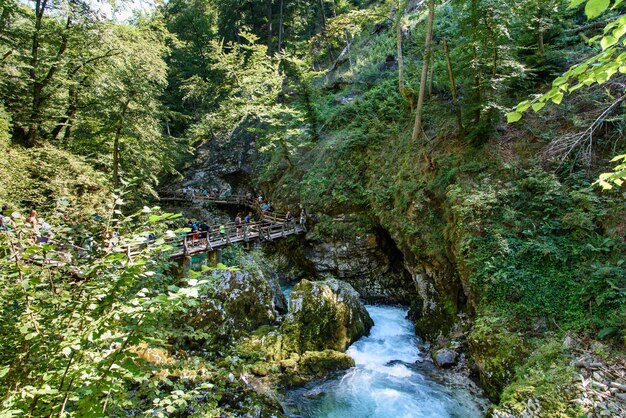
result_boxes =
[183,235,188,256]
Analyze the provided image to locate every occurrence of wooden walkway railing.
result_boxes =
[171,220,305,258]
[159,192,292,224]
[158,192,305,258]
[10,193,306,270]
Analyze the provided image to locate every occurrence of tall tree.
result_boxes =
[86,22,169,190]
[412,0,435,141]
[393,0,415,109]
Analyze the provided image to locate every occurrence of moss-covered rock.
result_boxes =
[297,350,355,376]
[468,317,529,401]
[280,278,374,353]
[487,339,583,418]
[191,267,284,335]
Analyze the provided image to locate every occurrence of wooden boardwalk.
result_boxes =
[17,193,305,266]
[159,192,306,259]
[170,220,305,258]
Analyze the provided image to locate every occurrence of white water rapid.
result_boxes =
[283,305,487,418]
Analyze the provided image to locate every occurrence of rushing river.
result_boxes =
[282,304,487,418]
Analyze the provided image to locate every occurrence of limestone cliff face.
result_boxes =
[178,132,258,194]
[300,229,416,304]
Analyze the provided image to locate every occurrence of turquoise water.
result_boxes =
[282,305,487,418]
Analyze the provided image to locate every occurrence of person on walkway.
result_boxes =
[257,194,264,205]
[26,210,42,243]
[286,211,293,223]
[300,209,306,226]
[0,217,10,231]
[235,214,242,237]
[244,212,252,224]
[38,220,52,243]
[219,224,226,241]
[187,220,198,246]
[144,226,156,244]
[199,220,210,242]
[261,202,269,216]
[1,205,14,229]
[26,210,40,230]
[106,231,119,252]
[182,187,188,197]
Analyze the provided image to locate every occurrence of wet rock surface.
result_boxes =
[280,278,374,353]
[191,267,287,334]
[301,226,417,304]
[433,348,459,369]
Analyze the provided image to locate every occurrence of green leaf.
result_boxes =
[601,35,618,49]
[516,100,531,112]
[532,102,546,112]
[585,0,610,19]
[569,0,587,8]
[551,92,564,104]
[507,112,523,123]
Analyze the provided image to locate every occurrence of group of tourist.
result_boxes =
[181,187,234,200]
[185,210,256,247]
[285,209,307,226]
[1,206,52,243]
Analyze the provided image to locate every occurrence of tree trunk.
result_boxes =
[27,3,71,146]
[319,0,335,62]
[266,0,273,55]
[443,38,464,137]
[113,101,130,190]
[395,1,405,94]
[469,0,481,123]
[394,0,415,110]
[26,0,47,146]
[412,0,435,142]
[428,50,435,99]
[277,0,284,52]
[536,2,545,58]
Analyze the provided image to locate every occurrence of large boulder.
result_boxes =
[280,279,374,353]
[191,268,287,334]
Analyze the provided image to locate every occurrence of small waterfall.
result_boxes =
[282,305,487,418]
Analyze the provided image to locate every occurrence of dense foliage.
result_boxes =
[1,0,625,416]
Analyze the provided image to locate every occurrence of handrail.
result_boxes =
[159,192,293,222]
